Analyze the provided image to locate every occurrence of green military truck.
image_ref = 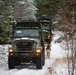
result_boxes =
[8,21,45,69]
[38,17,52,44]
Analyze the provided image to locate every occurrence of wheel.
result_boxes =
[36,53,42,69]
[8,57,15,69]
[42,53,45,66]
[42,47,45,66]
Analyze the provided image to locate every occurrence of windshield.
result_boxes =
[41,23,50,30]
[14,29,39,37]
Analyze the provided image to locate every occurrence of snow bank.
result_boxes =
[51,31,67,58]
[0,45,11,67]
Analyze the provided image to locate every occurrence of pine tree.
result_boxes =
[0,0,37,44]
[13,0,37,22]
[0,0,13,44]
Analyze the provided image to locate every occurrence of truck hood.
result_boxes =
[13,37,40,47]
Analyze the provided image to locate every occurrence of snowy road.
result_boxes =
[0,31,68,75]
[0,56,55,75]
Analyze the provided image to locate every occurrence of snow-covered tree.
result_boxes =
[13,0,37,22]
[0,0,37,44]
[0,0,13,44]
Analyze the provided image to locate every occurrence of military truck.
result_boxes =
[8,21,45,69]
[38,17,52,44]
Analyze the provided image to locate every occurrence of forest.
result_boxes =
[0,0,76,43]
[0,0,76,75]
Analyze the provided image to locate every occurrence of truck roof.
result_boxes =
[38,17,51,22]
[14,21,42,29]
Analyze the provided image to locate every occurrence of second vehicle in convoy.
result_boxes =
[38,16,52,44]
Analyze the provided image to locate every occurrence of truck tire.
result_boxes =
[42,47,45,66]
[8,57,15,69]
[36,54,42,69]
[42,54,45,66]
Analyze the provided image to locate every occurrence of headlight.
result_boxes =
[9,49,13,52]
[48,35,50,39]
[36,48,41,53]
[36,49,41,53]
[8,48,14,56]
[9,48,14,52]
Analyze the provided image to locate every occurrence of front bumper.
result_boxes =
[9,51,41,63]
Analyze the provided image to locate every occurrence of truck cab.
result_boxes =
[38,17,52,44]
[8,21,45,69]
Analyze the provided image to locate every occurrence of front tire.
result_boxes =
[36,54,42,69]
[8,57,15,69]
[42,47,45,66]
[42,53,45,66]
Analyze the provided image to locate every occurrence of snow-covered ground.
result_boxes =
[0,31,74,75]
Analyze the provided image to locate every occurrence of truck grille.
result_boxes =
[16,41,33,51]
